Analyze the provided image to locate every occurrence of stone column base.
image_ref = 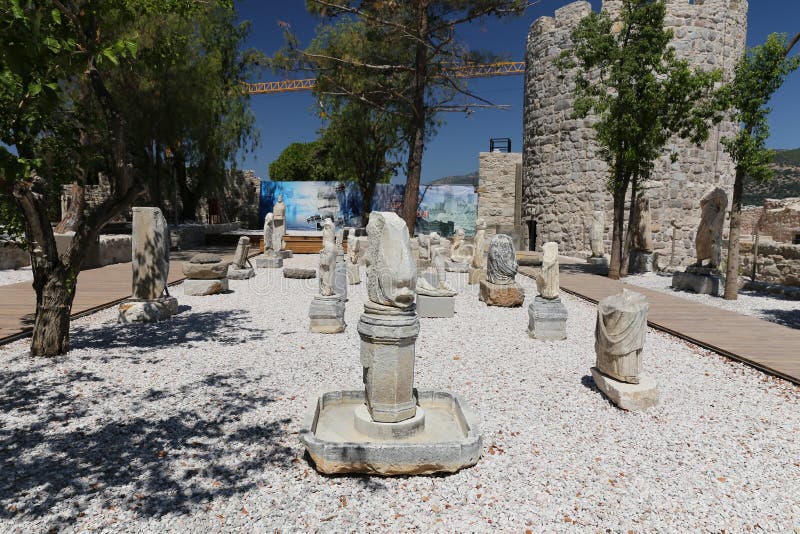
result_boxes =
[417,294,455,318]
[672,267,724,296]
[590,367,659,411]
[479,280,524,307]
[256,254,283,268]
[118,297,178,324]
[528,296,567,340]
[309,295,346,333]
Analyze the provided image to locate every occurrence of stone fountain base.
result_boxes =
[301,390,482,476]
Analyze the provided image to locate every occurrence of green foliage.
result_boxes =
[774,148,800,166]
[269,140,337,182]
[721,33,800,185]
[559,0,724,194]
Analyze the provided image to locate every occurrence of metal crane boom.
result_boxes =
[244,61,525,95]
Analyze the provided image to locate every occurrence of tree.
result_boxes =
[722,32,800,300]
[278,0,532,234]
[0,0,257,356]
[560,0,724,279]
[269,140,337,182]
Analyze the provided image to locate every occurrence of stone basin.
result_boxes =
[301,390,482,476]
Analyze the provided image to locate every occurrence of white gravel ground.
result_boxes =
[0,267,32,287]
[1,254,798,532]
[626,272,800,329]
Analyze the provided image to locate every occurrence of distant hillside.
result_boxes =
[743,148,800,205]
[424,171,478,187]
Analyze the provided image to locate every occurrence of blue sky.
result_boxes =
[237,1,800,183]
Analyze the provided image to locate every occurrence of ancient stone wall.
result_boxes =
[477,152,523,239]
[740,240,800,287]
[523,0,748,265]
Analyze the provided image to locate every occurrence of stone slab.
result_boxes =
[182,261,228,279]
[227,267,255,280]
[528,296,567,340]
[590,367,659,411]
[417,294,455,318]
[479,280,524,307]
[284,268,316,279]
[183,277,228,296]
[672,270,724,296]
[118,297,178,324]
[588,257,609,267]
[301,390,482,476]
[256,255,283,269]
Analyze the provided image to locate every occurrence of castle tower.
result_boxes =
[522,0,748,266]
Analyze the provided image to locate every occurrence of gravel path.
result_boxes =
[1,255,798,532]
[626,272,800,329]
[0,267,32,287]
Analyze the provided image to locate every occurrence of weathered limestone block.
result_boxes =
[672,265,725,296]
[594,289,648,384]
[528,296,567,340]
[695,186,728,268]
[416,294,455,318]
[232,236,250,269]
[309,294,346,333]
[227,267,255,280]
[131,207,170,300]
[479,280,524,307]
[256,253,283,269]
[182,256,228,280]
[590,368,659,411]
[589,210,605,258]
[184,277,228,296]
[284,268,316,279]
[118,297,178,323]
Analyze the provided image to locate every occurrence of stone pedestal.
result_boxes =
[280,249,293,259]
[591,367,659,411]
[118,297,178,323]
[528,296,567,340]
[228,267,255,280]
[256,253,283,269]
[635,252,654,273]
[479,280,524,307]
[417,294,455,318]
[588,256,609,267]
[672,266,724,296]
[357,305,420,423]
[468,267,486,285]
[309,295,346,333]
[445,261,469,273]
[184,277,228,296]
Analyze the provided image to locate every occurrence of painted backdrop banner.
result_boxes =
[260,181,477,236]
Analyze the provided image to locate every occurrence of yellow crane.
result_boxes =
[245,61,525,95]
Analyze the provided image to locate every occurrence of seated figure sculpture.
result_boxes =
[446,227,473,272]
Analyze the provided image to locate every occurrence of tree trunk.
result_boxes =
[723,167,745,300]
[608,187,627,280]
[174,148,197,221]
[400,3,429,236]
[30,265,76,356]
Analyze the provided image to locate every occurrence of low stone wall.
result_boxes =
[2,234,131,270]
[739,240,800,287]
[98,235,132,265]
[170,224,205,250]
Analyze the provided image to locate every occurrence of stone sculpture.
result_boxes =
[695,186,728,269]
[300,210,482,476]
[417,248,456,318]
[446,227,473,272]
[334,228,348,302]
[118,207,177,323]
[182,253,229,296]
[632,191,654,272]
[529,242,567,340]
[591,289,658,411]
[480,234,524,307]
[228,236,255,280]
[309,218,345,333]
[672,187,728,295]
[590,211,605,258]
[273,195,287,254]
[256,213,283,268]
[346,228,361,285]
[469,219,488,284]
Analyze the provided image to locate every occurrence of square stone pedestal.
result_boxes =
[590,367,659,411]
[528,296,567,340]
[309,295,346,333]
[256,254,283,269]
[445,261,469,273]
[672,266,724,296]
[118,297,178,324]
[479,280,524,307]
[417,294,455,318]
[184,277,228,296]
[588,256,609,267]
[228,267,255,280]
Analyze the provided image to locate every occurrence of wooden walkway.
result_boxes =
[0,248,235,343]
[551,259,800,386]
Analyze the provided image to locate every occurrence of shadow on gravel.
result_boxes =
[580,375,597,391]
[758,308,800,330]
[0,370,293,527]
[69,309,267,356]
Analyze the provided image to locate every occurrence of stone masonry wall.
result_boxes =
[739,240,800,287]
[523,0,748,264]
[477,152,523,239]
